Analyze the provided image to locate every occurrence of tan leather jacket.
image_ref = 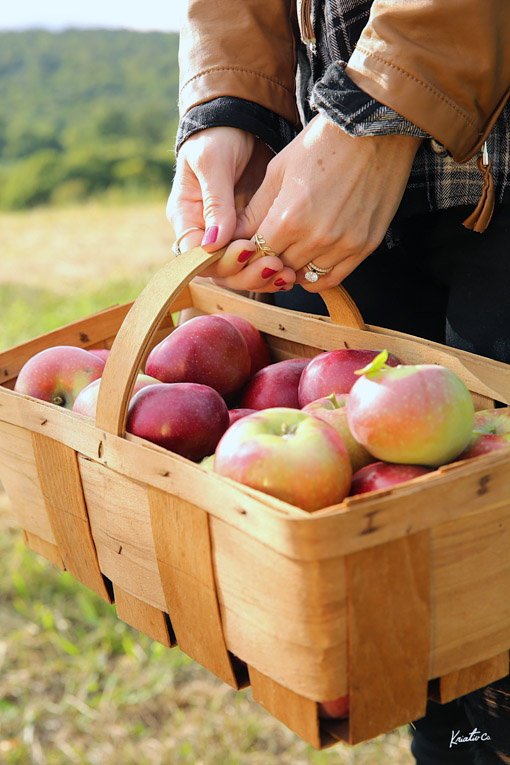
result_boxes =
[178,0,510,163]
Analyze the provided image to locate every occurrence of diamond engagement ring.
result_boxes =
[253,232,278,258]
[304,260,334,283]
[172,226,204,257]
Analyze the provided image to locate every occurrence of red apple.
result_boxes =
[213,313,271,376]
[228,408,257,427]
[126,382,229,462]
[72,373,160,417]
[349,461,433,496]
[14,345,105,409]
[318,694,350,720]
[302,393,374,473]
[458,407,510,459]
[347,352,475,467]
[88,348,110,362]
[145,314,251,398]
[239,358,310,410]
[298,348,401,407]
[214,407,351,512]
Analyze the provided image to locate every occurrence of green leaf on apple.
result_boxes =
[354,349,390,377]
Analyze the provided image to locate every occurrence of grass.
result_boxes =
[0,201,415,764]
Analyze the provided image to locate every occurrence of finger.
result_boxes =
[201,238,258,278]
[211,256,296,293]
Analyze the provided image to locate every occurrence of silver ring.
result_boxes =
[172,226,204,257]
[253,232,279,258]
[304,260,334,283]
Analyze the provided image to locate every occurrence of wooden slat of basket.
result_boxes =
[0,421,59,547]
[113,585,176,647]
[148,487,240,689]
[346,531,430,744]
[431,651,509,704]
[21,529,65,570]
[31,433,112,602]
[211,513,348,701]
[430,502,510,678]
[248,667,323,749]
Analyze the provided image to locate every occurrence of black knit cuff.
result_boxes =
[175,97,298,155]
[311,61,428,139]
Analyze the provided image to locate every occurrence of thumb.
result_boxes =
[195,156,237,251]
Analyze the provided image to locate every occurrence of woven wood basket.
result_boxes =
[2,247,510,749]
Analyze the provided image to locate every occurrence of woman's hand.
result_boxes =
[235,113,422,291]
[167,127,296,292]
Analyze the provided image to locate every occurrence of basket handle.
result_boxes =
[95,247,366,437]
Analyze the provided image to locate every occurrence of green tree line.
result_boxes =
[0,29,179,208]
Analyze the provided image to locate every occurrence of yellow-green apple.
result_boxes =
[302,392,374,473]
[214,407,352,512]
[212,313,270,376]
[199,454,215,471]
[298,348,401,407]
[228,408,257,427]
[239,358,310,410]
[349,461,433,496]
[88,348,110,362]
[126,382,229,461]
[318,695,350,720]
[14,345,105,409]
[72,373,160,417]
[145,315,251,398]
[458,406,510,459]
[347,351,474,467]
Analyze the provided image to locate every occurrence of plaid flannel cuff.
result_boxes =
[175,97,297,155]
[311,61,428,139]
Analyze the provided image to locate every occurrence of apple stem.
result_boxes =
[354,349,390,377]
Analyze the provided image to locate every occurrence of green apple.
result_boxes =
[302,393,374,473]
[214,407,352,512]
[347,351,474,467]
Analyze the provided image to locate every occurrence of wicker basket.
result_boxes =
[2,247,510,749]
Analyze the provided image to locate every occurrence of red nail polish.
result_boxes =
[261,268,278,279]
[278,287,287,291]
[202,225,219,246]
[237,249,254,263]
[274,278,286,286]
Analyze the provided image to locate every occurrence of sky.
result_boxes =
[0,0,183,33]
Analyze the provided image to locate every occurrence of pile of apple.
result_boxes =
[14,313,510,514]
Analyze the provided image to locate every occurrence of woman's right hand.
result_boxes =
[167,127,296,291]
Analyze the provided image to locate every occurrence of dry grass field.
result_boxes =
[0,200,414,764]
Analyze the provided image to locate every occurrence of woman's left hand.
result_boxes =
[235,113,422,291]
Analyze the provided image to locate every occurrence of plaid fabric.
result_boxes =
[176,0,510,227]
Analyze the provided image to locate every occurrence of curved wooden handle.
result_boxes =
[95,247,365,437]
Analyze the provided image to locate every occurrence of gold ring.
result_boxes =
[172,226,204,257]
[253,232,278,258]
[304,260,334,283]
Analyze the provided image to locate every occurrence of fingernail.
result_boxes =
[237,249,254,263]
[261,268,278,279]
[278,287,287,291]
[274,278,286,286]
[202,226,219,246]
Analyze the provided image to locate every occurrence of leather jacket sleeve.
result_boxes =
[178,0,300,128]
[345,0,510,162]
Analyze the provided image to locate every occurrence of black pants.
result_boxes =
[274,204,510,764]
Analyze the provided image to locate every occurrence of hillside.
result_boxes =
[0,29,180,208]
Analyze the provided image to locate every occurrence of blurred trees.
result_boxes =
[0,29,179,208]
